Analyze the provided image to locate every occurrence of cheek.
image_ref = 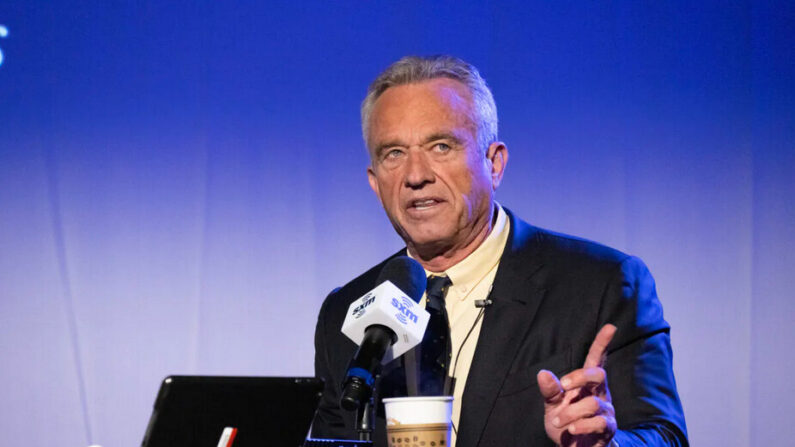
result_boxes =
[378,177,401,207]
[459,168,494,216]
[459,158,490,197]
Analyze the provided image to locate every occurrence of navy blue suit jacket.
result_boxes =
[311,209,688,446]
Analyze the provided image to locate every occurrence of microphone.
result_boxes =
[339,256,429,411]
[474,299,493,308]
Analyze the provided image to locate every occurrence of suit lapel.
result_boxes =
[456,210,547,447]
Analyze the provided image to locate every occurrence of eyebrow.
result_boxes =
[374,133,464,158]
[424,132,463,146]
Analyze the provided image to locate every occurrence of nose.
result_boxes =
[403,149,434,189]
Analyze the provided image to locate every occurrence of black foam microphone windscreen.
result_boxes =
[376,256,426,303]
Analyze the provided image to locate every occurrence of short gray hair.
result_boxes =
[361,55,498,153]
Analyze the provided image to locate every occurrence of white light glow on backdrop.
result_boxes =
[0,24,8,66]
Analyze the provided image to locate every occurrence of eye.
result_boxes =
[433,142,452,153]
[383,148,404,160]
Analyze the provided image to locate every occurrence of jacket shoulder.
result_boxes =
[508,208,628,263]
[507,211,637,282]
[532,227,630,266]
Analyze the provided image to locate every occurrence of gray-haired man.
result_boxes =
[311,55,687,447]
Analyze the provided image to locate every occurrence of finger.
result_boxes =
[537,369,564,404]
[559,367,607,393]
[566,414,617,437]
[583,324,617,368]
[553,396,614,428]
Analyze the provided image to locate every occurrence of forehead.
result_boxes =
[367,78,477,146]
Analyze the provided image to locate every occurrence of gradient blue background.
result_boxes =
[1,1,793,446]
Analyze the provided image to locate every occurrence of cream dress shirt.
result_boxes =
[410,205,510,447]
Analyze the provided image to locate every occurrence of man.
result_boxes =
[311,55,688,447]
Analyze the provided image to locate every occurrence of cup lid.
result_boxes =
[382,396,453,403]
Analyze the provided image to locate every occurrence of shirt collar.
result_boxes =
[444,204,509,289]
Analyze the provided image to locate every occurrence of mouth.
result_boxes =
[406,198,444,213]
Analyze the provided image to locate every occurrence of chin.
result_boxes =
[404,227,454,251]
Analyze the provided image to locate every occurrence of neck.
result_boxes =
[408,204,496,273]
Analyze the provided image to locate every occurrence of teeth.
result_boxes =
[413,199,436,208]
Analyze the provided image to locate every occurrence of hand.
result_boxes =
[536,324,617,447]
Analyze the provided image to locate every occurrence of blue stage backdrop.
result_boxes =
[0,1,793,446]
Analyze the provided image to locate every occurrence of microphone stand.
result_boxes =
[355,397,375,442]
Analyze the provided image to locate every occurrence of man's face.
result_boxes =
[366,78,507,258]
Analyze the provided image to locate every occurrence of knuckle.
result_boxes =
[587,366,606,383]
[586,396,601,413]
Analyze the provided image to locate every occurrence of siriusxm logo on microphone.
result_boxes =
[352,293,375,319]
[341,279,429,363]
[391,296,419,325]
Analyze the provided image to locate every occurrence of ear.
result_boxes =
[485,141,508,189]
[367,165,383,204]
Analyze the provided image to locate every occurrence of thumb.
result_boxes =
[537,369,564,404]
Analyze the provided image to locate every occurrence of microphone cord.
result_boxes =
[448,285,493,436]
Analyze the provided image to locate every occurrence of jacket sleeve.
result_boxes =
[310,291,354,440]
[599,256,689,446]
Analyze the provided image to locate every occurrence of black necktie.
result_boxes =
[419,275,452,396]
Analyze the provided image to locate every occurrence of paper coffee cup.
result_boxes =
[382,396,453,447]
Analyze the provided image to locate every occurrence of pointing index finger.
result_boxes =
[583,324,617,368]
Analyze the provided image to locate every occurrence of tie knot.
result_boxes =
[426,275,452,303]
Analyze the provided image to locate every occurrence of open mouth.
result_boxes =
[408,198,443,211]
